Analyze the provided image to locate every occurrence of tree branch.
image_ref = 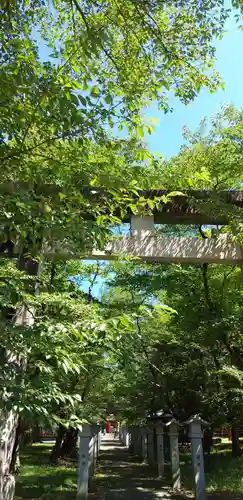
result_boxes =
[136,315,161,384]
[50,264,56,286]
[220,266,236,307]
[87,263,100,301]
[71,0,120,71]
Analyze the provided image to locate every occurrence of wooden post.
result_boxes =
[167,419,180,490]
[77,425,91,500]
[186,415,208,500]
[156,421,164,478]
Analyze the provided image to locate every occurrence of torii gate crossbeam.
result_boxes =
[47,216,243,265]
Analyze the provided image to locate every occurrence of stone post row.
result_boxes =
[120,415,207,500]
[186,415,208,500]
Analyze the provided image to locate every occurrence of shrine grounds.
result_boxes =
[15,440,243,500]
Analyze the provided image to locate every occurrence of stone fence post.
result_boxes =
[141,428,148,463]
[135,427,142,457]
[93,431,99,472]
[186,415,208,500]
[77,424,101,500]
[155,421,164,478]
[129,427,134,452]
[125,429,130,448]
[166,419,180,490]
[89,434,95,478]
[120,427,125,445]
[147,424,155,466]
[77,424,91,500]
[97,428,102,457]
[119,427,123,442]
[120,427,130,447]
[129,427,139,456]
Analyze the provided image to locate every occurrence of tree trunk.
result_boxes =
[10,418,22,475]
[50,425,65,463]
[203,428,213,456]
[0,306,35,500]
[231,424,241,456]
[0,244,43,499]
[0,410,18,500]
[32,426,41,443]
[60,428,78,458]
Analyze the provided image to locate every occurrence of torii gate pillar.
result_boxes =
[131,216,154,232]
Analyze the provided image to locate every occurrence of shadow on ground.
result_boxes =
[208,494,243,500]
[16,469,77,500]
[89,440,191,500]
[15,444,76,500]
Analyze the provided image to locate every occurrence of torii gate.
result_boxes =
[47,190,243,265]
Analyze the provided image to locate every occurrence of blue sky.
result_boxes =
[37,4,243,160]
[71,271,109,300]
[145,11,243,158]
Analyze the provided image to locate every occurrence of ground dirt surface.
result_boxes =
[89,436,191,500]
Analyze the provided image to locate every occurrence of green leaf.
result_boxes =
[137,126,144,138]
[168,191,187,197]
[90,86,100,98]
[105,95,112,105]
